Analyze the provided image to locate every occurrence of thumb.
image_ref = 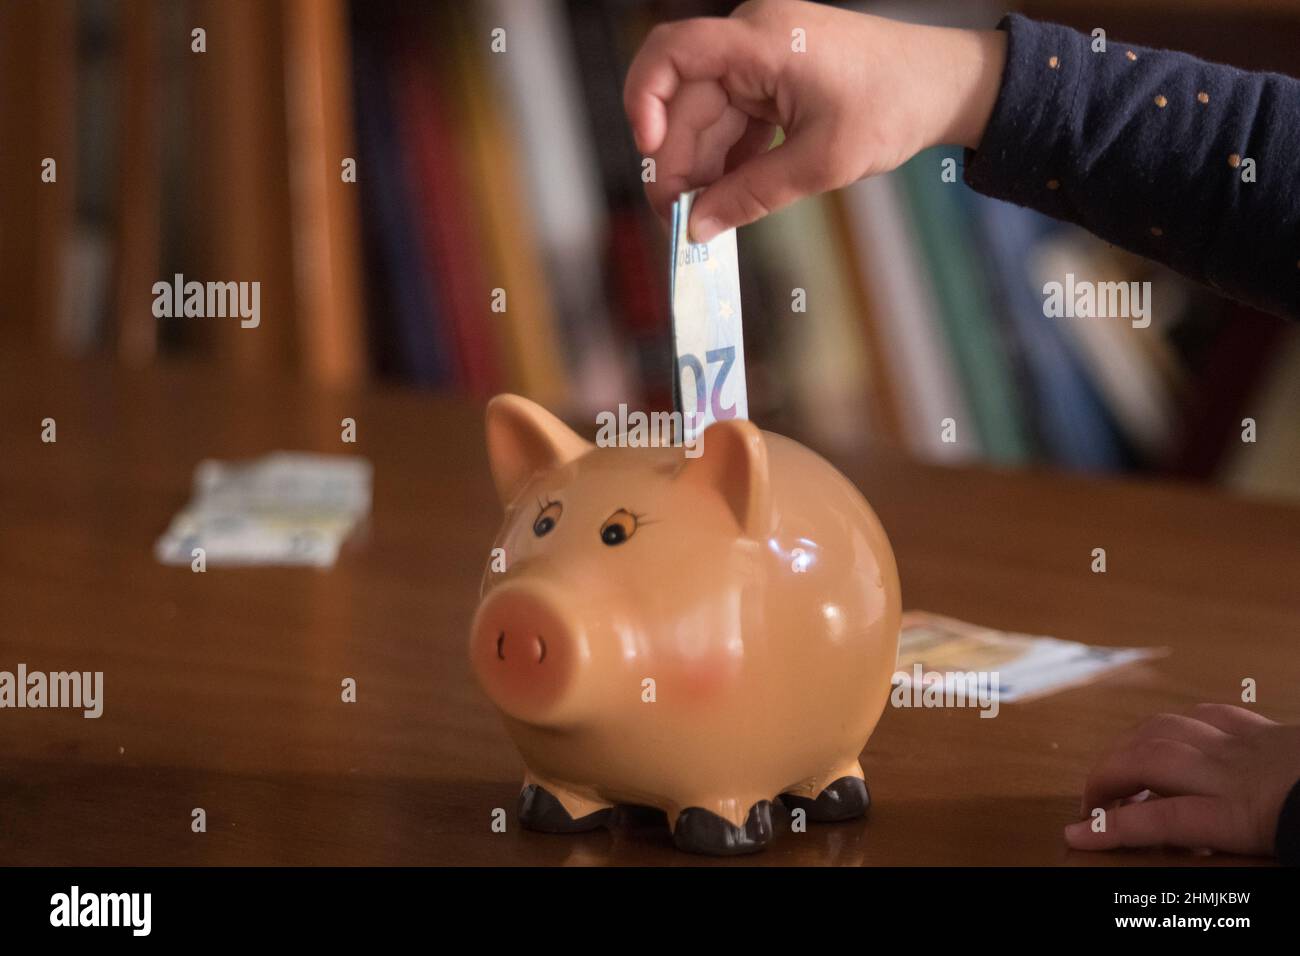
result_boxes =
[1063,795,1230,852]
[688,133,830,242]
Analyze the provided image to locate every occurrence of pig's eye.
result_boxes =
[533,500,562,537]
[600,509,639,546]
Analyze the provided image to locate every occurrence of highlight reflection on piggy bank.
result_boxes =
[470,395,901,855]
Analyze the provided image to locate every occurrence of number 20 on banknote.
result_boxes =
[670,190,749,444]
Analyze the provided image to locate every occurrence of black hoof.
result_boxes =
[673,801,773,856]
[781,776,870,822]
[518,784,614,833]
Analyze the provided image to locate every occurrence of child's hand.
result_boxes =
[1066,704,1300,857]
[623,0,1006,242]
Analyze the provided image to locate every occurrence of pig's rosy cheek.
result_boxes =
[663,650,744,701]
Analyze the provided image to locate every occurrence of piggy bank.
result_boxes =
[470,395,901,855]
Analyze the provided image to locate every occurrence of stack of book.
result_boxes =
[2,0,1294,498]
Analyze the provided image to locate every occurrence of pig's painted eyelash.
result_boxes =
[600,508,655,547]
[533,498,562,537]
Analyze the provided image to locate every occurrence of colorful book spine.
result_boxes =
[349,6,447,385]
[896,150,1032,464]
[443,2,570,410]
[840,171,982,462]
[283,0,366,386]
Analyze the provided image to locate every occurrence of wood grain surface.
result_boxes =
[1,354,1296,866]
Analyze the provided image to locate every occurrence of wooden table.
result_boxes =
[2,353,1297,866]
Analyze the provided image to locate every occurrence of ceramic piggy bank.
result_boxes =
[470,395,901,855]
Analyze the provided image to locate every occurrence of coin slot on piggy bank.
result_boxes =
[469,394,901,855]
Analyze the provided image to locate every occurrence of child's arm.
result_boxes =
[1065,705,1300,861]
[625,1,1300,318]
[967,14,1299,319]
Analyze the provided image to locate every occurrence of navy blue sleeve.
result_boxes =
[1278,776,1300,866]
[963,13,1300,319]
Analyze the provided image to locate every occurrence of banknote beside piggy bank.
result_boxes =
[470,395,901,855]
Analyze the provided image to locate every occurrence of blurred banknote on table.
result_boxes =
[670,189,748,443]
[155,452,372,568]
[897,611,1167,703]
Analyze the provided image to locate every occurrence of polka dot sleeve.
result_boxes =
[963,14,1300,319]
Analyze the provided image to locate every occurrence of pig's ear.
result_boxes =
[677,419,773,539]
[485,394,592,506]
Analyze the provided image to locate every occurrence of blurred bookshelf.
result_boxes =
[1,0,1297,500]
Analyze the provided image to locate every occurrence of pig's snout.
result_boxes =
[470,582,586,726]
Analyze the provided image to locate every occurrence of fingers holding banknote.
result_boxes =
[624,0,1008,242]
[645,79,757,223]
